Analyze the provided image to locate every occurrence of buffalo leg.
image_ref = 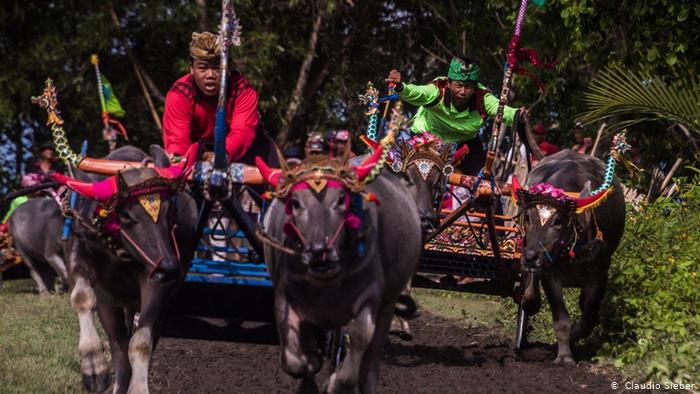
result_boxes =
[541,274,574,365]
[46,252,69,289]
[326,304,376,393]
[276,292,322,379]
[572,264,609,342]
[360,303,394,394]
[390,283,412,340]
[20,253,50,294]
[127,284,167,394]
[71,275,111,392]
[97,304,131,394]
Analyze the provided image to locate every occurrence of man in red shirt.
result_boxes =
[163,31,272,164]
[532,123,560,157]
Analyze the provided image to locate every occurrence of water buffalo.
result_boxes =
[390,133,465,232]
[256,144,422,393]
[55,145,198,393]
[9,197,68,294]
[513,149,625,364]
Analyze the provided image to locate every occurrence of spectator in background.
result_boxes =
[27,145,63,181]
[532,123,560,157]
[572,123,593,155]
[630,144,642,166]
[304,132,327,157]
[283,145,303,168]
[328,129,355,158]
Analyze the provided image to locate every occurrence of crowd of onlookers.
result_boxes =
[282,129,355,167]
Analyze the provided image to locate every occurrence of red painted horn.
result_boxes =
[359,135,380,152]
[511,175,525,201]
[154,165,185,179]
[353,145,384,181]
[574,188,610,210]
[52,173,117,202]
[255,157,282,187]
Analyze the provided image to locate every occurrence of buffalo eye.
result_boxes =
[553,216,564,227]
[334,191,347,213]
[290,198,301,211]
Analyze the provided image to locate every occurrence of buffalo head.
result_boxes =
[392,134,466,232]
[257,143,385,283]
[54,148,191,283]
[511,176,612,313]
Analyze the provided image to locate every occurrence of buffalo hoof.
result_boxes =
[553,355,575,366]
[323,373,354,394]
[282,350,323,378]
[82,371,111,393]
[298,377,319,394]
[389,316,413,341]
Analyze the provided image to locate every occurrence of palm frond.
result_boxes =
[578,65,700,134]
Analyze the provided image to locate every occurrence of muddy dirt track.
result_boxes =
[150,312,635,394]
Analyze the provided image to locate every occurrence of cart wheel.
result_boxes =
[515,304,528,351]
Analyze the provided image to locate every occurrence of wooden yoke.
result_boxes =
[78,157,265,184]
[447,173,512,195]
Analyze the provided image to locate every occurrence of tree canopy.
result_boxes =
[1,0,698,191]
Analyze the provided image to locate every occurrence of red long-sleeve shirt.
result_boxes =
[162,73,259,161]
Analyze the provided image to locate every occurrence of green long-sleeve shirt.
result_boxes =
[398,78,518,143]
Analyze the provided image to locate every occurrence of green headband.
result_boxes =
[448,57,480,82]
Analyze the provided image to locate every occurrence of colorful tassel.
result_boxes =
[345,214,361,230]
[98,208,110,218]
[364,192,380,205]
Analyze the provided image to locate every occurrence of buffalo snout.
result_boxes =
[301,240,341,279]
[524,249,538,263]
[149,259,180,283]
[419,209,439,232]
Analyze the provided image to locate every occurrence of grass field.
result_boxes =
[0,280,82,393]
[412,287,508,333]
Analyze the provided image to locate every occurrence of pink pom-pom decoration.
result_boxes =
[345,214,361,230]
[529,183,574,203]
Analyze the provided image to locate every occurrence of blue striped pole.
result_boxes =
[213,0,235,170]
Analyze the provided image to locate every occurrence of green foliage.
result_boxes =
[596,178,700,384]
[579,64,700,134]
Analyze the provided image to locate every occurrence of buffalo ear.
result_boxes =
[149,145,171,168]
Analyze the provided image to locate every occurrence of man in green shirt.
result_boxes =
[386,57,527,175]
